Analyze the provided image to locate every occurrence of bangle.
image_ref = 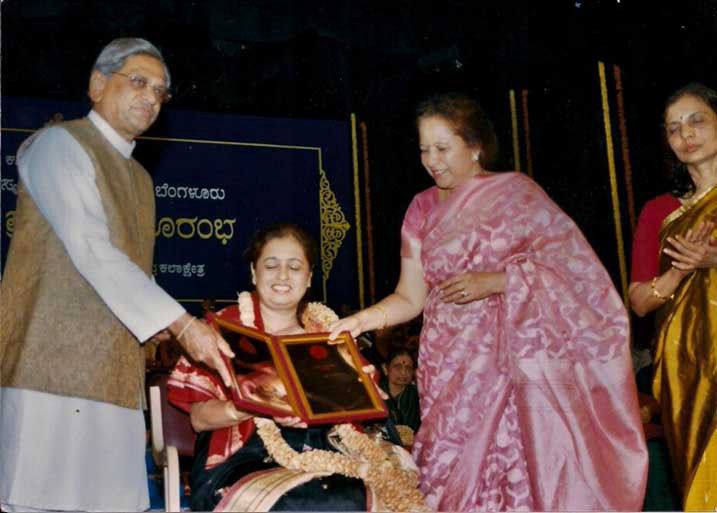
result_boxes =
[373,305,388,330]
[176,316,197,340]
[651,277,674,301]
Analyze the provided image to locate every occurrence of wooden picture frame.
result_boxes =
[211,312,388,425]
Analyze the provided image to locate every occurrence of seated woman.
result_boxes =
[166,222,425,512]
[379,348,420,446]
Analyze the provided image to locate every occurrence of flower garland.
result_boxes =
[238,291,428,511]
[301,301,339,332]
[237,290,338,332]
[395,424,415,447]
[237,291,256,328]
[254,417,429,512]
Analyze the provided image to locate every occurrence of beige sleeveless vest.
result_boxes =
[1,118,156,409]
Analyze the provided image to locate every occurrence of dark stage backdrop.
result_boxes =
[1,97,364,316]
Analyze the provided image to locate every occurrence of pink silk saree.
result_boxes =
[403,172,648,511]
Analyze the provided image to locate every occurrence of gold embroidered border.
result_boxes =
[319,165,351,302]
[661,183,717,230]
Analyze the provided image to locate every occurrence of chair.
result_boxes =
[149,373,197,512]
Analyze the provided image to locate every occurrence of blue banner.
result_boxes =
[1,97,362,315]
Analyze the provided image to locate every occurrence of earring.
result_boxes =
[472,153,480,162]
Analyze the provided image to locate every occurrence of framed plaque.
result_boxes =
[210,311,388,425]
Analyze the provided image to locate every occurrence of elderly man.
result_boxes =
[0,38,233,511]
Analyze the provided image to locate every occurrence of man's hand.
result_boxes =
[149,329,172,344]
[170,314,235,387]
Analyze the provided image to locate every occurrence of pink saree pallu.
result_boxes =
[403,172,648,511]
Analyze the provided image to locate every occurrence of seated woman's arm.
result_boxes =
[189,399,253,432]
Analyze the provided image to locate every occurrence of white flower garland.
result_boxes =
[236,290,338,332]
[237,291,256,328]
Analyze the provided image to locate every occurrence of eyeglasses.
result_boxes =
[112,72,172,104]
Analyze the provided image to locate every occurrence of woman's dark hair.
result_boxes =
[385,347,416,369]
[243,222,318,324]
[244,222,318,268]
[663,82,717,198]
[416,92,499,169]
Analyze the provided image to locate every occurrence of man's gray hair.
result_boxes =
[92,37,171,87]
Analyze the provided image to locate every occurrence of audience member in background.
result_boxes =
[0,37,232,512]
[380,347,421,444]
[329,91,648,511]
[629,82,717,511]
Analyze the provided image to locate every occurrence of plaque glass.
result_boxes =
[211,311,388,425]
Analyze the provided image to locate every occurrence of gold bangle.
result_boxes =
[373,305,388,330]
[651,277,674,301]
[176,316,197,340]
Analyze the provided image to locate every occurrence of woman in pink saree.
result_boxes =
[330,92,648,511]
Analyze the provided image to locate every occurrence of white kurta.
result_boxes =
[0,111,185,512]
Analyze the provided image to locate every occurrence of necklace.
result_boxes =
[679,182,717,208]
